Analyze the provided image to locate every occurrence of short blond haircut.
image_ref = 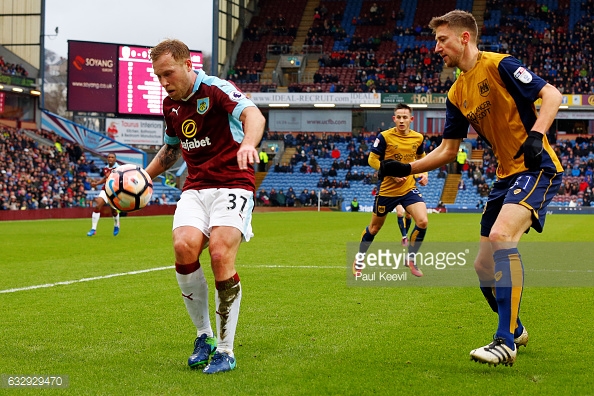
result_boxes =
[429,10,478,42]
[150,39,190,63]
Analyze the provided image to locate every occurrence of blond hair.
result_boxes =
[429,10,478,42]
[150,39,190,63]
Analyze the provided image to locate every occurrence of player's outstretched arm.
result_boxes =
[145,143,182,180]
[91,174,109,188]
[410,138,462,174]
[380,138,462,177]
[238,106,266,170]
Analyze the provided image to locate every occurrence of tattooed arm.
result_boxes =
[145,144,182,180]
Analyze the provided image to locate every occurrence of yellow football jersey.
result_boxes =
[443,51,562,178]
[370,127,425,197]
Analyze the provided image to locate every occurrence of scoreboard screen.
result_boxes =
[67,40,203,115]
[117,46,203,116]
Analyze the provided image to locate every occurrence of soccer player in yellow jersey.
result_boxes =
[380,10,563,366]
[354,103,429,277]
[395,204,412,247]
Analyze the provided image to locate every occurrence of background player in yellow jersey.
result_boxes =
[380,10,563,366]
[354,103,429,277]
[395,204,411,246]
[396,171,427,247]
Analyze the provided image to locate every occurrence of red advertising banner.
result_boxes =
[67,41,118,113]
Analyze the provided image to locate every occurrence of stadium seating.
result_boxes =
[257,138,446,209]
[228,0,593,95]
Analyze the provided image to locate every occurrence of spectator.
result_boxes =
[299,189,309,206]
[434,200,447,213]
[308,189,318,206]
[350,197,360,212]
[277,189,286,206]
[330,189,340,207]
[258,150,269,172]
[476,199,485,210]
[257,189,270,206]
[269,188,279,206]
[456,149,467,174]
[331,146,341,159]
[286,187,296,207]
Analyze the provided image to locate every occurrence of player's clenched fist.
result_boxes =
[514,131,543,171]
[379,159,412,178]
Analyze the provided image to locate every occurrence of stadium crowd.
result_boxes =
[0,126,182,211]
[2,125,593,210]
[229,0,593,95]
[3,1,594,210]
[0,126,96,210]
[0,56,29,77]
[484,1,594,95]
[255,130,594,207]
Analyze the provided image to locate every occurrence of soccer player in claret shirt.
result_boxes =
[86,153,120,236]
[380,10,563,366]
[145,39,265,374]
[354,103,429,278]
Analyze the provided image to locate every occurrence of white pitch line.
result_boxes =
[1,265,591,294]
[0,266,174,294]
[0,265,342,294]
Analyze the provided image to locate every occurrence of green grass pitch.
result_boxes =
[1,212,593,395]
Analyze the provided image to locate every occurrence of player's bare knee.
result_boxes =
[488,229,513,244]
[415,217,428,229]
[368,224,382,234]
[474,259,493,278]
[209,251,235,271]
[173,238,199,257]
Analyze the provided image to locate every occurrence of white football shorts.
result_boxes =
[173,188,254,242]
[98,190,109,204]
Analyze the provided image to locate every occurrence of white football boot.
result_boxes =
[470,338,516,366]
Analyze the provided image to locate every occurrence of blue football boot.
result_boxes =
[188,334,217,368]
[203,352,236,374]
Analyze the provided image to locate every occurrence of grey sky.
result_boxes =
[44,0,213,58]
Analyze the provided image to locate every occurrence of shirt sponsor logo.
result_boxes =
[181,136,212,151]
[467,101,492,124]
[197,98,210,115]
[181,119,198,138]
[513,67,533,83]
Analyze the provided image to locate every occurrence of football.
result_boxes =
[105,164,153,212]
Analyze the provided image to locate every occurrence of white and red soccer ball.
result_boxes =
[105,164,153,212]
